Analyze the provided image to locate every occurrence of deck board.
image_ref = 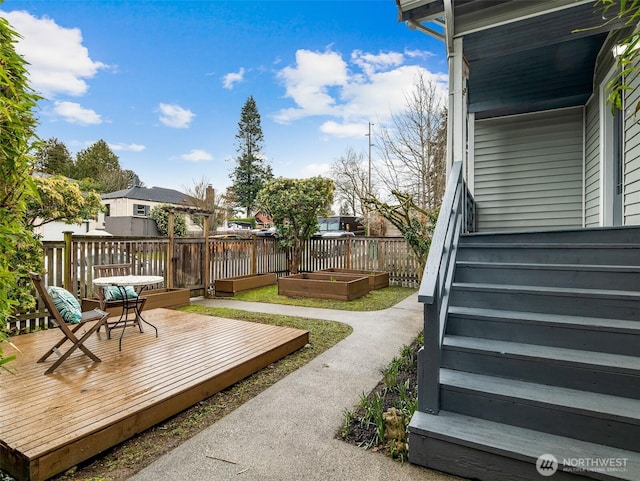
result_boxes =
[0,308,309,481]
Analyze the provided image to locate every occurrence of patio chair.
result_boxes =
[92,263,148,337]
[29,272,109,375]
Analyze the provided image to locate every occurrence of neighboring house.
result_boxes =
[254,212,272,229]
[100,185,200,236]
[397,2,640,480]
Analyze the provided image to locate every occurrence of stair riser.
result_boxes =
[441,349,640,399]
[408,434,594,481]
[454,266,640,291]
[450,288,640,321]
[456,247,640,265]
[441,389,640,451]
[447,316,640,356]
[460,227,640,245]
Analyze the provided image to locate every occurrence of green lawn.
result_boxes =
[226,284,417,311]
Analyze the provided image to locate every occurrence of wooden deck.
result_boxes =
[0,308,309,481]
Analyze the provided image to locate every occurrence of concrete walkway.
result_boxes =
[130,295,462,481]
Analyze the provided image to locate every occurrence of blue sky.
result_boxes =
[1,0,446,195]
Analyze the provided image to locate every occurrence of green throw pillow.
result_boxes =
[47,286,82,324]
[103,285,138,301]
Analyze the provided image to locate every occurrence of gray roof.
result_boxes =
[101,186,193,206]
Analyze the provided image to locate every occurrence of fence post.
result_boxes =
[63,231,73,291]
[251,235,258,275]
[167,212,175,289]
[203,216,210,298]
[345,239,351,269]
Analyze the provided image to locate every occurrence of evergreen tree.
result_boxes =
[35,137,74,177]
[228,96,273,216]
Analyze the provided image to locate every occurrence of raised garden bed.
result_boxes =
[82,287,190,316]
[318,268,389,290]
[278,272,370,301]
[214,273,277,297]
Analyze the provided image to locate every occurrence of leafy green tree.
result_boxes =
[150,205,187,237]
[257,177,334,274]
[591,1,640,113]
[0,15,42,369]
[228,96,273,216]
[34,137,74,177]
[74,140,120,180]
[25,176,104,228]
[72,140,137,192]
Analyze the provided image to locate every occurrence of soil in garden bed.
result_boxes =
[339,335,420,458]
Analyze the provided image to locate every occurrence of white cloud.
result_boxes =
[222,67,245,89]
[110,143,146,152]
[301,163,331,177]
[0,10,107,98]
[54,101,102,125]
[275,49,349,122]
[180,149,213,162]
[404,48,436,60]
[320,121,368,139]
[158,103,195,128]
[274,48,447,132]
[351,50,404,76]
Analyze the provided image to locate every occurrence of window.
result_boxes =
[104,204,110,217]
[133,204,150,216]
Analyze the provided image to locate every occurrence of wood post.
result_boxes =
[251,235,257,275]
[63,231,73,291]
[203,215,210,298]
[345,239,351,269]
[167,211,175,289]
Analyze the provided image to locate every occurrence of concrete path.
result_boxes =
[130,295,462,481]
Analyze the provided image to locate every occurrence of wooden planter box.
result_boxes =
[214,273,277,297]
[278,273,370,301]
[318,268,390,290]
[82,288,190,316]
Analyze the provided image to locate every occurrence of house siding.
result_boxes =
[624,60,640,225]
[474,108,583,232]
[584,96,600,227]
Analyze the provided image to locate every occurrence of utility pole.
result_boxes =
[366,122,374,236]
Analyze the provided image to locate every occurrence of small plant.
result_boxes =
[340,332,421,460]
[340,408,355,439]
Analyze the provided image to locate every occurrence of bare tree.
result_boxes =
[329,147,369,216]
[375,73,447,212]
[182,176,230,232]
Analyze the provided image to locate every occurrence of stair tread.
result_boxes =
[440,369,640,422]
[458,242,639,249]
[410,410,640,481]
[443,336,640,372]
[455,261,640,272]
[448,306,640,333]
[452,282,640,299]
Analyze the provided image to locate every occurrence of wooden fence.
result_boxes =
[11,234,418,332]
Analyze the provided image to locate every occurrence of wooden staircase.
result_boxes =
[409,227,640,480]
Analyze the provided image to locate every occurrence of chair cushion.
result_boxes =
[47,286,82,324]
[103,285,138,301]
